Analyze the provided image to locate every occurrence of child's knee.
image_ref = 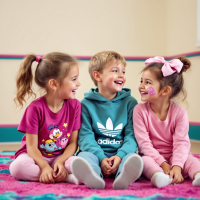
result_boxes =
[10,159,24,178]
[142,155,151,163]
[10,158,33,179]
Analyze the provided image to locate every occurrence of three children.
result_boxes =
[10,51,200,189]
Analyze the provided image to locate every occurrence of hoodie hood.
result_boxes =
[84,88,131,102]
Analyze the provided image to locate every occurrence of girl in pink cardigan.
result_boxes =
[133,56,200,188]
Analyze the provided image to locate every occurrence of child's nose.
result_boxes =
[77,80,81,86]
[139,83,145,88]
[118,72,124,77]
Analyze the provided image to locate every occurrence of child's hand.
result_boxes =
[100,158,111,177]
[40,165,55,184]
[160,162,171,175]
[107,156,121,175]
[107,159,113,167]
[53,162,68,183]
[170,166,184,184]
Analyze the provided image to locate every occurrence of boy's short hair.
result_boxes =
[89,51,126,86]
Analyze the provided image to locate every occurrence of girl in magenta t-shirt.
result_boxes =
[133,56,200,188]
[10,52,81,185]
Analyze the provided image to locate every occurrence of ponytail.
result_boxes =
[176,56,191,73]
[14,52,77,108]
[14,54,37,108]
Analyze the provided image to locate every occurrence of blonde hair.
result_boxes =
[89,51,126,86]
[14,52,77,108]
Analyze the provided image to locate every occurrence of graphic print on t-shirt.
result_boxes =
[97,118,123,145]
[97,118,123,137]
[40,123,70,155]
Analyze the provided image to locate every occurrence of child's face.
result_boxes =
[58,64,81,99]
[139,70,161,102]
[100,59,126,94]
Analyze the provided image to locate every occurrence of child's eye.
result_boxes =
[72,78,76,81]
[140,80,143,83]
[113,70,117,72]
[146,81,151,84]
[123,71,125,74]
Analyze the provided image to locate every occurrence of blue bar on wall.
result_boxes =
[189,125,200,141]
[0,124,200,143]
[0,127,23,142]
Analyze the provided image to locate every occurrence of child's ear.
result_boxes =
[93,71,102,83]
[161,86,171,96]
[48,79,59,91]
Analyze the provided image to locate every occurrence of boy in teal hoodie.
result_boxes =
[71,51,143,190]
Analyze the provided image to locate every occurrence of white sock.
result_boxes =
[71,157,105,189]
[113,154,143,190]
[151,172,173,188]
[65,174,82,185]
[192,173,200,187]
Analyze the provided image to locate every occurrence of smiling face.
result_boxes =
[139,69,162,102]
[99,59,126,94]
[57,64,81,99]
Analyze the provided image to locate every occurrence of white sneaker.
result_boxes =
[113,154,143,190]
[151,172,173,188]
[65,174,82,185]
[71,157,105,189]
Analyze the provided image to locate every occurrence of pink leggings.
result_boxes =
[9,153,75,181]
[142,153,200,180]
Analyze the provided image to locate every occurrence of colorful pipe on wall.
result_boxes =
[0,51,200,61]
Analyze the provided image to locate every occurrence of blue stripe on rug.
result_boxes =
[0,151,17,155]
[0,192,199,200]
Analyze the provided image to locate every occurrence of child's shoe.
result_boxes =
[192,173,200,187]
[113,154,143,190]
[151,172,172,188]
[65,174,82,185]
[71,157,105,189]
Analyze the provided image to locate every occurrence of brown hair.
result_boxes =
[14,52,77,108]
[89,51,126,86]
[142,56,191,101]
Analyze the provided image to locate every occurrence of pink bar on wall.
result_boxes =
[0,54,43,58]
[165,51,200,59]
[0,124,19,127]
[0,51,200,60]
[189,122,200,126]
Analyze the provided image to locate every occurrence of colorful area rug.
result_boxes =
[0,151,200,200]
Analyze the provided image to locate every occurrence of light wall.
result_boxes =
[0,0,200,127]
[166,0,198,55]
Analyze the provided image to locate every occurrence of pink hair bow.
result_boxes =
[36,56,42,63]
[145,56,183,77]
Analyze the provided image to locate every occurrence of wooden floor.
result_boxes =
[0,141,200,154]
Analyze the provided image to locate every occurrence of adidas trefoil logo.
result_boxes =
[97,118,123,137]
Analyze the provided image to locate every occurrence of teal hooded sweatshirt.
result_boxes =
[78,88,138,162]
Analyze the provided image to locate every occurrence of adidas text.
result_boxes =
[98,138,123,145]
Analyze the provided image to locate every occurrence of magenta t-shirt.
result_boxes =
[15,96,81,158]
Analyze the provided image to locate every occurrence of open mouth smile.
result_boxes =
[140,91,148,96]
[114,81,123,86]
[72,89,77,94]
